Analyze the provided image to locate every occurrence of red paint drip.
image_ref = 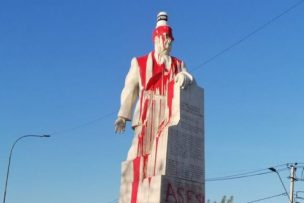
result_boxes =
[129,54,182,202]
[150,100,155,144]
[167,80,174,118]
[131,157,141,203]
[196,194,204,203]
[153,136,160,175]
[152,26,174,41]
[141,99,150,124]
[143,154,149,179]
[172,57,181,74]
[137,55,149,87]
[146,72,163,90]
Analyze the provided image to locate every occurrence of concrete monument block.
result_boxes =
[119,81,204,203]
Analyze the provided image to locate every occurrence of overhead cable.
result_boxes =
[247,193,287,203]
[107,198,118,203]
[45,1,304,138]
[192,0,304,72]
[206,164,288,182]
[49,111,115,136]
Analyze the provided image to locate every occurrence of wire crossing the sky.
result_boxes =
[106,198,118,203]
[107,163,303,203]
[45,0,304,139]
[49,111,115,136]
[206,164,289,182]
[247,193,287,203]
[192,0,304,72]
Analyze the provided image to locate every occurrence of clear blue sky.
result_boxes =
[1,0,304,202]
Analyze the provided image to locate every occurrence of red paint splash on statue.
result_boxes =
[137,50,175,161]
[130,13,181,203]
[130,52,182,202]
[153,25,174,42]
[130,157,140,203]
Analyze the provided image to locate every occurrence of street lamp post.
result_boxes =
[2,134,50,203]
[269,167,291,202]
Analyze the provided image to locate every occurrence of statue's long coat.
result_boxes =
[118,51,188,128]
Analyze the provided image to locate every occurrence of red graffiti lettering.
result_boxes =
[187,190,194,203]
[177,187,185,203]
[196,193,204,203]
[166,182,204,203]
[166,183,177,202]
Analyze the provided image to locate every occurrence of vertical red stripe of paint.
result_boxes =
[131,157,141,203]
[141,98,150,123]
[167,80,174,118]
[172,57,182,74]
[153,136,160,175]
[143,154,149,179]
[150,100,155,143]
[137,56,149,87]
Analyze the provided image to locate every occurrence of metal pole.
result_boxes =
[290,165,296,203]
[268,167,290,202]
[2,135,50,203]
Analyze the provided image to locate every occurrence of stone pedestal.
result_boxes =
[119,82,204,203]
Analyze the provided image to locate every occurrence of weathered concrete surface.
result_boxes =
[119,81,204,203]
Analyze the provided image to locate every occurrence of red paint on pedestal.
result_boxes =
[166,183,177,202]
[196,194,204,203]
[187,190,195,202]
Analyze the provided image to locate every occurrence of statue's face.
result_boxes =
[154,33,173,56]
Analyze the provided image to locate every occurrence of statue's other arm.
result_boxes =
[115,58,139,133]
[175,61,193,89]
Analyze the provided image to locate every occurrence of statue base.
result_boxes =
[120,175,204,203]
[119,82,205,203]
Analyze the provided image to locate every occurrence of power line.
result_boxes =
[247,193,287,203]
[296,191,304,201]
[192,0,304,72]
[107,198,118,203]
[209,164,287,178]
[206,171,271,182]
[49,111,115,136]
[43,1,304,138]
[108,163,301,203]
[206,164,288,182]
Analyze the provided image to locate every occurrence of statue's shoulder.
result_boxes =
[136,54,149,64]
[134,53,150,70]
[171,55,182,62]
[171,56,183,67]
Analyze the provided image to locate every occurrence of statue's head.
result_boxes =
[153,12,174,56]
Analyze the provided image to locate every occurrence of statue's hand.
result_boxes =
[114,117,126,134]
[175,72,193,89]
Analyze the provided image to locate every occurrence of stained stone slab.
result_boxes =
[166,82,204,183]
[119,81,204,203]
[160,175,204,203]
[120,175,204,203]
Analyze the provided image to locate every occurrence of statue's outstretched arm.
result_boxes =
[175,61,193,89]
[115,58,139,133]
[115,117,126,133]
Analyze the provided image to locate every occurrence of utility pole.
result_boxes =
[289,164,297,203]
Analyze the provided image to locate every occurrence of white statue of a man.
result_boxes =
[115,12,193,160]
